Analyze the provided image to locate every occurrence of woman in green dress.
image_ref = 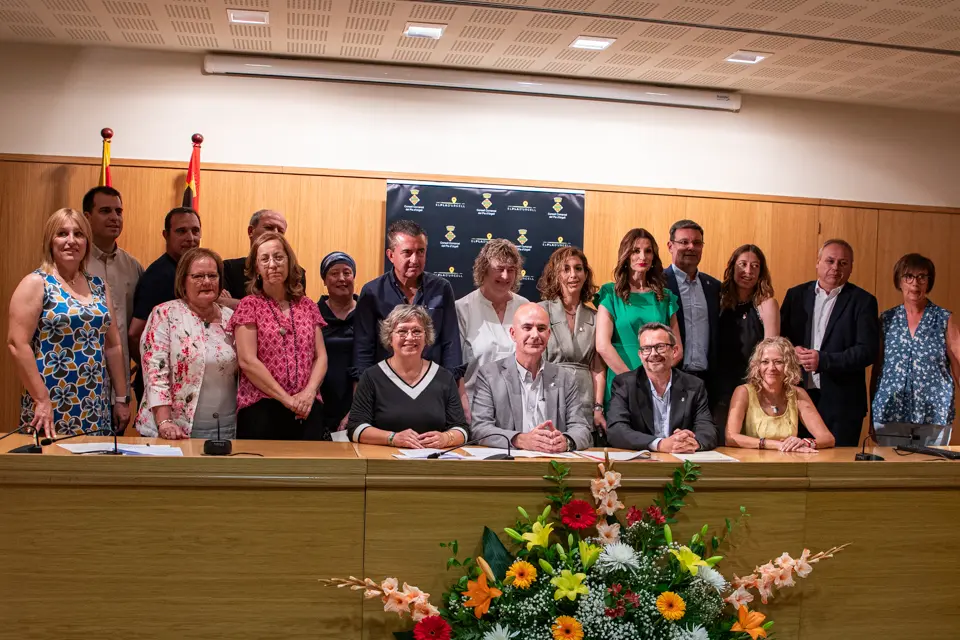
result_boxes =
[595,228,681,407]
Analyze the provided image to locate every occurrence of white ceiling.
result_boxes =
[3,0,960,111]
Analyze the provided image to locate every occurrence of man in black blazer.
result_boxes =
[780,239,879,447]
[607,322,718,452]
[664,220,721,391]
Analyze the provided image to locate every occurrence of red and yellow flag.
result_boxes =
[182,134,202,211]
[98,128,112,187]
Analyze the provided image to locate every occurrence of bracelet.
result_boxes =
[759,438,766,451]
[803,438,817,449]
[157,419,174,431]
[388,432,396,446]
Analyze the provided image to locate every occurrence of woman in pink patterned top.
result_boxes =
[227,232,328,440]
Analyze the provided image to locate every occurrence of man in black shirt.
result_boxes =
[128,207,201,399]
[219,209,305,308]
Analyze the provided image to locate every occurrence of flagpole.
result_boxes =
[99,127,113,187]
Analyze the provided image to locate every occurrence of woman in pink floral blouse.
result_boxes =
[227,232,329,440]
[135,248,237,439]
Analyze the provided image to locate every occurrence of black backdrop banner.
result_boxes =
[385,181,585,301]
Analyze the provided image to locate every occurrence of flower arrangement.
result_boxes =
[322,458,847,640]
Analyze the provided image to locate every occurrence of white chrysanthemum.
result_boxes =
[596,542,640,572]
[677,625,710,640]
[483,623,518,640]
[696,565,727,592]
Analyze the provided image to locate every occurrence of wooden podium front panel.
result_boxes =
[0,439,366,640]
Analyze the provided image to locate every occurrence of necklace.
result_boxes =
[55,268,81,288]
[266,297,299,389]
[760,389,785,415]
[191,304,220,328]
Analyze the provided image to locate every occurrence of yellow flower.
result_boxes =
[656,591,686,621]
[578,540,602,570]
[552,616,584,640]
[550,569,589,601]
[506,561,537,589]
[670,546,709,576]
[521,521,554,551]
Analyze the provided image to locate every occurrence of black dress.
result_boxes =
[318,295,357,435]
[714,301,764,413]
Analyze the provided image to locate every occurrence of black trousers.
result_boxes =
[237,398,328,441]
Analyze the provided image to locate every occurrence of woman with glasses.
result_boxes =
[135,248,237,439]
[227,232,328,440]
[347,304,468,449]
[871,254,960,446]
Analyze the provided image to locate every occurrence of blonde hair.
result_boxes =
[746,337,802,396]
[246,231,305,300]
[175,248,225,300]
[379,304,436,350]
[41,208,92,274]
[472,238,523,291]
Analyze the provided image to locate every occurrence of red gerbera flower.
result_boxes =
[626,506,643,526]
[413,616,451,640]
[645,505,666,525]
[560,499,597,531]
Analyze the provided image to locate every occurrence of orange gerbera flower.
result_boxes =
[461,573,502,619]
[551,616,584,640]
[506,560,537,589]
[731,605,768,640]
[655,591,686,621]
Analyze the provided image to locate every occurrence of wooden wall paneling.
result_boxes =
[875,209,954,313]
[294,176,387,298]
[584,191,687,286]
[817,206,879,296]
[109,165,185,265]
[766,204,820,302]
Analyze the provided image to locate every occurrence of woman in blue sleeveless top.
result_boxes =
[871,253,960,447]
[8,209,131,438]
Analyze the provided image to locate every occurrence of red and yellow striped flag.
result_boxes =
[182,133,202,211]
[98,128,113,187]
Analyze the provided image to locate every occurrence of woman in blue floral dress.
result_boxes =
[871,253,960,447]
[8,209,130,438]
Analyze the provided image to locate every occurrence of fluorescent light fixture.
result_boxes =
[203,54,742,112]
[404,22,446,39]
[725,50,771,64]
[571,36,615,51]
[227,9,269,25]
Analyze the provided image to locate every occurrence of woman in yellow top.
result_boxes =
[725,337,835,452]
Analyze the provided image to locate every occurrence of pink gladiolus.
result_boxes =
[598,491,625,516]
[596,521,621,544]
[774,566,795,588]
[411,599,440,621]
[402,583,429,605]
[732,574,758,590]
[775,552,795,571]
[381,577,399,597]
[794,549,813,578]
[383,590,412,615]
[725,585,754,610]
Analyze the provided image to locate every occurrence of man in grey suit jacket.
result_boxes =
[607,322,717,452]
[471,303,593,451]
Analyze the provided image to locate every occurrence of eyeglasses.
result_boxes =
[395,329,425,339]
[672,240,704,249]
[902,273,929,284]
[257,253,288,266]
[188,273,219,283]
[639,343,673,355]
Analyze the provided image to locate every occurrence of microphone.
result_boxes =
[855,425,919,461]
[203,412,232,456]
[427,433,516,460]
[39,427,116,447]
[1,425,42,454]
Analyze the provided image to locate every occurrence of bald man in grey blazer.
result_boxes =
[470,303,593,451]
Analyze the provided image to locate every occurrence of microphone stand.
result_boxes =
[203,412,232,456]
[855,425,920,461]
[427,433,516,460]
[1,425,42,454]
[39,427,120,449]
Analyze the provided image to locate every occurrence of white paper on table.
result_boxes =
[392,448,464,460]
[461,447,578,460]
[57,443,184,456]
[671,451,739,463]
[576,450,653,462]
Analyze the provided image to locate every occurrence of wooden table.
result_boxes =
[2,436,958,640]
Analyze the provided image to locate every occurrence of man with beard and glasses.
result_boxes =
[470,303,592,452]
[606,322,717,452]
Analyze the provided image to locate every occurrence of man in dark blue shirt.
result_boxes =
[352,220,462,384]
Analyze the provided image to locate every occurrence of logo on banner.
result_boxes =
[520,268,534,283]
[477,192,497,216]
[440,225,460,249]
[409,189,420,205]
[482,194,492,209]
[517,229,533,252]
[438,265,464,279]
[507,199,537,212]
[471,232,494,245]
[542,235,571,249]
[404,187,424,212]
[548,195,568,220]
[436,195,466,209]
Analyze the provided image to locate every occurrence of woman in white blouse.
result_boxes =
[456,239,528,411]
[135,248,237,439]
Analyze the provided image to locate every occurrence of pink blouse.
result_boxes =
[227,295,326,411]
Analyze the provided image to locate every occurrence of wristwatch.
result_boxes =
[115,396,130,404]
[563,435,575,452]
[593,403,604,412]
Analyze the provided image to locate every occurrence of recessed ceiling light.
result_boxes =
[227,9,269,25]
[570,36,616,51]
[404,22,446,39]
[725,50,772,64]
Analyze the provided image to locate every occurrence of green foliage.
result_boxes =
[482,527,512,581]
[393,632,414,640]
[653,461,702,523]
[543,459,574,509]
